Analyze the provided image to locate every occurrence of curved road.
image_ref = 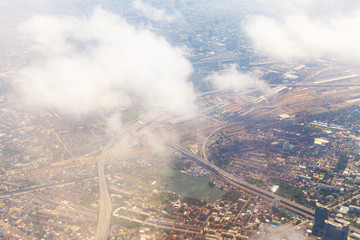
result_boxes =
[96,138,117,240]
[171,144,315,218]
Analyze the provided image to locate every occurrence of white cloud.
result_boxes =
[244,0,360,63]
[133,0,179,22]
[206,64,268,92]
[18,7,196,117]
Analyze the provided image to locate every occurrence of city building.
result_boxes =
[313,203,329,236]
[323,219,349,240]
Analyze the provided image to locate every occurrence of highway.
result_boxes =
[171,144,315,219]
[126,87,360,234]
[114,214,202,235]
[0,177,93,199]
[270,83,360,88]
[173,143,360,235]
[197,84,360,100]
[95,138,117,240]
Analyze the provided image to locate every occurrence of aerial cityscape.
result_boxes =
[1,0,360,239]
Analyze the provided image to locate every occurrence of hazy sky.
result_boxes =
[6,0,360,123]
[12,0,264,121]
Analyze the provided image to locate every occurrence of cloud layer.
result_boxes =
[18,8,196,117]
[244,0,360,63]
[206,64,268,92]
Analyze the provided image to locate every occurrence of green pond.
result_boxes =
[160,167,224,203]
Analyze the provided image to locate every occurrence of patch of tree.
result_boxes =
[246,178,264,188]
[212,157,230,168]
[182,197,207,207]
[208,181,215,187]
[302,125,322,133]
[171,159,192,171]
[167,192,179,201]
[304,105,360,132]
[272,179,308,206]
[335,152,349,172]
[349,221,360,230]
[221,189,243,203]
[111,217,141,228]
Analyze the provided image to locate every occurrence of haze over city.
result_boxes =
[0,0,360,239]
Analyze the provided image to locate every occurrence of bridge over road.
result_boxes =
[170,144,315,219]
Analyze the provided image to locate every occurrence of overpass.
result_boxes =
[114,213,202,235]
[170,144,315,219]
[96,138,117,240]
[173,145,360,235]
[197,83,360,99]
[0,177,94,199]
[270,83,360,88]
